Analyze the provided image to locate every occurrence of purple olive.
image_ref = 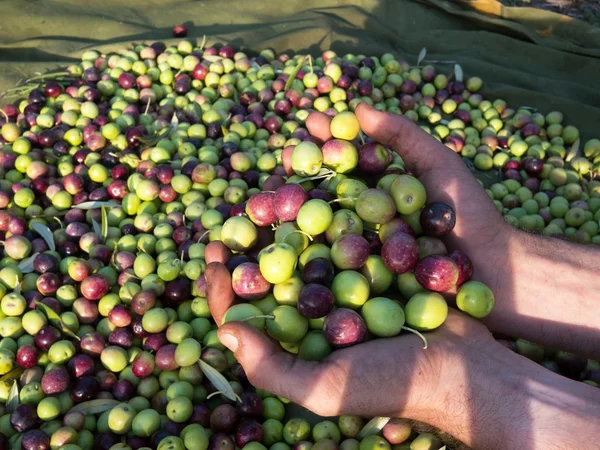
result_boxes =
[414,255,459,292]
[210,404,239,433]
[41,366,70,394]
[381,232,419,274]
[448,250,473,286]
[71,375,100,402]
[235,420,264,447]
[301,258,335,285]
[323,308,367,348]
[10,404,41,432]
[298,284,335,319]
[420,202,456,237]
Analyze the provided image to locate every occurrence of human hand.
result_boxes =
[205,261,496,420]
[306,103,509,282]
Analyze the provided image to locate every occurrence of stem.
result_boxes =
[241,314,275,322]
[26,71,70,82]
[53,217,63,229]
[197,230,211,242]
[0,109,8,121]
[285,229,313,242]
[207,390,243,402]
[144,97,151,115]
[401,326,428,349]
[328,197,353,204]
[296,168,337,184]
[359,131,366,145]
[364,228,379,234]
[200,35,207,51]
[308,55,313,74]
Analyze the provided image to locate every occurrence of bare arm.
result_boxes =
[426,332,600,450]
[480,228,600,359]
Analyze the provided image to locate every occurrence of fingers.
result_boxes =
[355,103,462,176]
[205,262,236,325]
[306,111,333,143]
[218,322,331,408]
[205,241,232,265]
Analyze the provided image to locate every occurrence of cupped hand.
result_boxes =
[206,262,496,421]
[308,104,510,290]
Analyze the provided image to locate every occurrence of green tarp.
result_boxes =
[0,0,598,139]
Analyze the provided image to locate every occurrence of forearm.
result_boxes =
[475,227,600,358]
[425,342,600,450]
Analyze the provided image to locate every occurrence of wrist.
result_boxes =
[421,337,600,450]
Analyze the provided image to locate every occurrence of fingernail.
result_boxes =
[219,332,238,352]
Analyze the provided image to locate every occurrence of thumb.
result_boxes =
[205,262,236,325]
[217,322,326,405]
[355,102,462,176]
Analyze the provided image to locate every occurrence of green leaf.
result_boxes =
[285,56,306,91]
[31,222,55,251]
[417,48,427,66]
[203,55,223,63]
[198,360,238,401]
[34,301,80,341]
[73,201,121,210]
[171,112,179,128]
[0,368,23,388]
[6,381,18,413]
[18,252,39,274]
[221,113,233,137]
[565,138,581,163]
[454,64,463,82]
[101,206,108,243]
[92,219,102,238]
[68,399,120,415]
[357,417,390,439]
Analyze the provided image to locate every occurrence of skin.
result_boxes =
[206,103,600,450]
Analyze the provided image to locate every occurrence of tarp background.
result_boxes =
[0,0,598,429]
[0,0,598,139]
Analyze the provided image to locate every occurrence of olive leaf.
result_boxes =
[0,368,24,387]
[357,416,391,439]
[92,218,102,238]
[34,301,80,341]
[296,168,337,184]
[73,201,121,210]
[454,64,464,82]
[137,125,173,150]
[285,55,306,91]
[417,48,427,67]
[101,205,108,243]
[31,222,55,252]
[203,55,224,63]
[17,252,40,274]
[221,113,233,137]
[198,360,238,401]
[6,381,19,413]
[68,399,120,415]
[565,139,581,163]
[171,112,179,130]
